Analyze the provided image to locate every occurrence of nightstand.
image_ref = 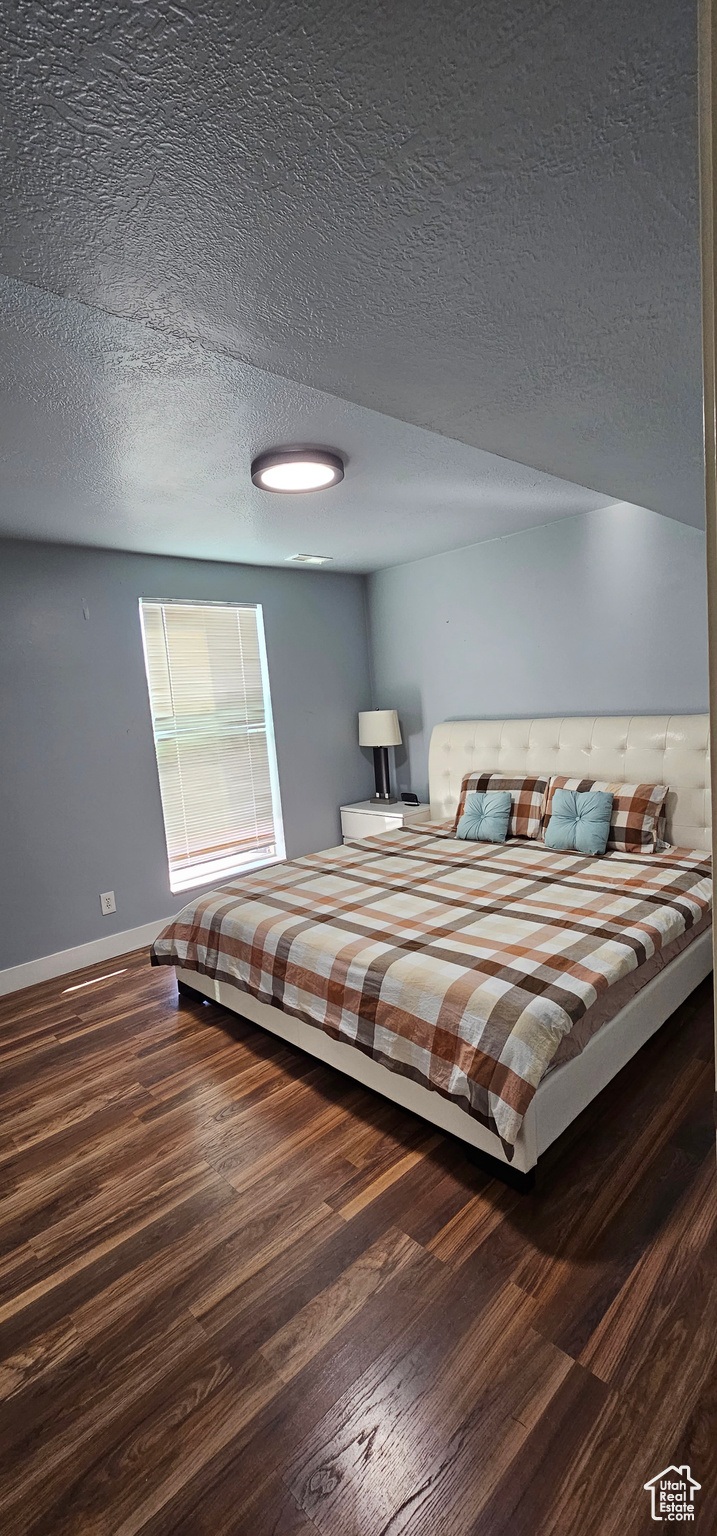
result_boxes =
[340,799,430,843]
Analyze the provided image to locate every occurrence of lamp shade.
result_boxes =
[358,709,402,747]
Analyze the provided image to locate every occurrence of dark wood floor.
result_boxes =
[0,950,715,1535]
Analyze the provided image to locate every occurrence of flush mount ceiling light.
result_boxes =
[251,448,344,493]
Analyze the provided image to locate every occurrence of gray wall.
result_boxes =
[0,540,373,968]
[3,501,709,970]
[368,503,709,801]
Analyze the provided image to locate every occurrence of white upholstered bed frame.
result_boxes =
[177,715,713,1182]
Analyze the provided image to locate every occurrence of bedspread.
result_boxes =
[151,826,712,1152]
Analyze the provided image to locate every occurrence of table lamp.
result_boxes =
[358,710,402,802]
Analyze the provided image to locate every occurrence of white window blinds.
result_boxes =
[139,600,285,893]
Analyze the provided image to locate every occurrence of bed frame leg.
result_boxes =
[176,978,208,1004]
[463,1144,537,1193]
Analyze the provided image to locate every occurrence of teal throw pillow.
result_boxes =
[544,789,614,856]
[455,790,512,844]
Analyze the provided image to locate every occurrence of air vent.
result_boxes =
[287,554,334,565]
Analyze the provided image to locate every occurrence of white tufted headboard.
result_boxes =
[428,715,711,852]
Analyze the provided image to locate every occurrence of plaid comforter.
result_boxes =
[151,826,712,1151]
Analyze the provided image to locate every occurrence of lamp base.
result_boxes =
[370,794,398,804]
[372,746,393,802]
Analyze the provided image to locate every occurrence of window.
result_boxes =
[139,599,285,893]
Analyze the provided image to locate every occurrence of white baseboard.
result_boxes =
[0,916,177,998]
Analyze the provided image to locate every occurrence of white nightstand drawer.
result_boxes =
[341,809,403,840]
[340,801,430,843]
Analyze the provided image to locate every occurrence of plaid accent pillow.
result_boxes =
[541,776,669,854]
[453,773,549,840]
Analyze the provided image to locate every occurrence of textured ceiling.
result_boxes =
[0,276,614,572]
[0,0,705,534]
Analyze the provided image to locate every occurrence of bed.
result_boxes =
[151,714,713,1190]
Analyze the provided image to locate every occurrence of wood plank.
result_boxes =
[0,946,713,1536]
[525,1075,715,1359]
[136,1246,453,1536]
[284,1279,549,1533]
[334,1131,444,1218]
[259,1227,422,1383]
[5,1345,245,1536]
[427,1178,520,1265]
[581,1156,716,1386]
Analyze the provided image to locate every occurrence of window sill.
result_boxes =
[170,851,285,896]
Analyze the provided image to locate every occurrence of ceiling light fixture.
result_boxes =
[251,448,344,493]
[287,553,334,565]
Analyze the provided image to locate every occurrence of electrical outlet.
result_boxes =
[100,890,116,915]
